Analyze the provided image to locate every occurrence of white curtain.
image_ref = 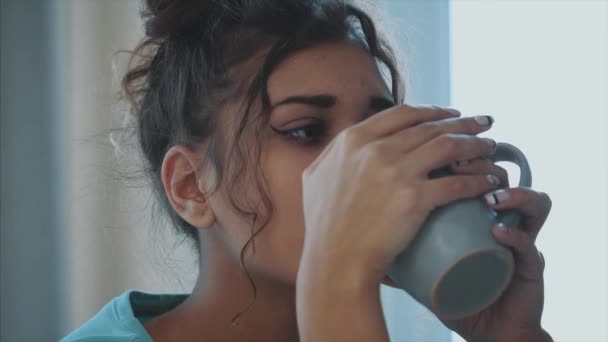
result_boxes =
[64,0,197,330]
[450,2,608,341]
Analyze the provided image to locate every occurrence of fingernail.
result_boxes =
[483,139,497,155]
[485,138,497,150]
[474,115,494,126]
[486,174,500,186]
[485,189,510,205]
[496,223,510,233]
[446,108,461,116]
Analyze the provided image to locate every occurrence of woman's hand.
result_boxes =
[296,105,502,342]
[444,158,553,342]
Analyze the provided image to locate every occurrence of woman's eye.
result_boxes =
[273,123,326,145]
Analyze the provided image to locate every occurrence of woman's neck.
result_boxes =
[144,234,299,342]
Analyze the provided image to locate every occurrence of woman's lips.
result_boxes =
[383,275,398,287]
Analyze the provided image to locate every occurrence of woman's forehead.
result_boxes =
[266,41,390,102]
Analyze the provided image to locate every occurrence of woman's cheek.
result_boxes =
[257,149,310,283]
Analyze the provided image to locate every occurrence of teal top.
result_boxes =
[60,290,188,342]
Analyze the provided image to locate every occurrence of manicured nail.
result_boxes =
[486,174,500,186]
[495,223,510,233]
[485,138,497,150]
[485,189,510,205]
[445,108,461,116]
[474,115,494,126]
[485,138,497,154]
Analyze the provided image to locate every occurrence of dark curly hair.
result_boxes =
[122,0,404,322]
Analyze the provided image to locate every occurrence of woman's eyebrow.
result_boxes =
[271,94,395,111]
[272,94,337,109]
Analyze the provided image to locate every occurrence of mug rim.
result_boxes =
[430,246,515,321]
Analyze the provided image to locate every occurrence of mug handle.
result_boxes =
[488,142,533,227]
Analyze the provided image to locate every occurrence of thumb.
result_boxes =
[492,224,545,282]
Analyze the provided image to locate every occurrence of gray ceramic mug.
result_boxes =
[387,142,532,320]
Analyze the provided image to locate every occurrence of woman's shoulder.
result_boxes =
[60,290,188,342]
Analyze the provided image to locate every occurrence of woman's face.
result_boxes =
[206,40,394,286]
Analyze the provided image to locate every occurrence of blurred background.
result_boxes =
[1,0,606,341]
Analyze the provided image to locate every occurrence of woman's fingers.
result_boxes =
[402,134,498,177]
[492,224,545,281]
[306,105,463,174]
[483,187,552,240]
[386,115,494,154]
[358,104,461,138]
[450,158,510,188]
[414,173,502,211]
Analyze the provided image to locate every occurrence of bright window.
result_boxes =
[450,1,608,341]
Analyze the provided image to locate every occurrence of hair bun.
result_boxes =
[143,0,218,39]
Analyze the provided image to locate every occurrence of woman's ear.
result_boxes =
[161,145,216,229]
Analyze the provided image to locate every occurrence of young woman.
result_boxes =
[62,0,553,341]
